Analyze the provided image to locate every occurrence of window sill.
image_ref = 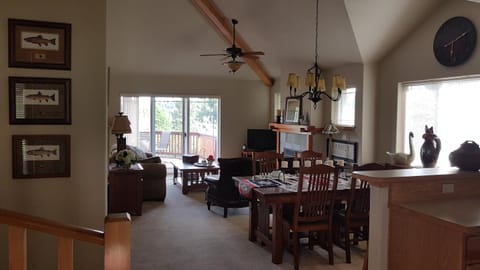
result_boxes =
[335,125,355,131]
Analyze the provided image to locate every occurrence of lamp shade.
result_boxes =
[111,113,131,134]
[322,122,339,135]
[226,60,244,73]
[287,73,297,87]
[305,72,314,87]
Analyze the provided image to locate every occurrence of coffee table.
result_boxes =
[170,159,219,194]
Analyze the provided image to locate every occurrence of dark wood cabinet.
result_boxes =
[108,164,143,216]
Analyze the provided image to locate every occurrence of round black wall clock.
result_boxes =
[433,16,477,67]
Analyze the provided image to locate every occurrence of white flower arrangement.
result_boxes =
[115,149,138,169]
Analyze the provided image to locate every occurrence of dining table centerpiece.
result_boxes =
[206,155,215,166]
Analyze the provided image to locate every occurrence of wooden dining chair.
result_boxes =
[251,151,283,242]
[296,150,324,167]
[252,151,283,175]
[334,162,385,264]
[283,164,338,269]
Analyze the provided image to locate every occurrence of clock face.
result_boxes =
[433,16,477,67]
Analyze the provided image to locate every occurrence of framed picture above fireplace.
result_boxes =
[284,96,302,124]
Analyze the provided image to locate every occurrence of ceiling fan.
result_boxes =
[200,19,264,73]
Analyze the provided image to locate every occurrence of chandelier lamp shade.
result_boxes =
[111,112,132,152]
[287,0,346,109]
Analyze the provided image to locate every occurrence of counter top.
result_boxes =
[352,167,480,187]
[394,197,480,230]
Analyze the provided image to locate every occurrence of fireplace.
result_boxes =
[280,133,308,157]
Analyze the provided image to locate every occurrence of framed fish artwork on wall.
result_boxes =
[8,18,71,70]
[9,77,71,125]
[12,135,70,179]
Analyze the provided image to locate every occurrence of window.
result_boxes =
[399,76,480,167]
[332,87,356,127]
[120,95,220,160]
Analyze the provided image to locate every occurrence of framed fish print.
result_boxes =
[8,18,71,70]
[12,135,71,179]
[9,77,71,125]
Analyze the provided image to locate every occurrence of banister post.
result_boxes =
[9,226,27,270]
[104,213,131,270]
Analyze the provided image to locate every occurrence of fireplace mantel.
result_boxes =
[268,123,322,135]
[269,123,323,153]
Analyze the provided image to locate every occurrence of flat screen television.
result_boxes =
[247,129,276,151]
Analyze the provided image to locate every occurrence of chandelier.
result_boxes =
[287,0,346,109]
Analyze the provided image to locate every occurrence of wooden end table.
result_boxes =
[108,163,143,215]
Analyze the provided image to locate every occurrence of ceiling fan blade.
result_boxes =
[200,53,229,56]
[220,56,231,61]
[242,51,265,56]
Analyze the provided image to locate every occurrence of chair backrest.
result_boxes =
[158,131,171,151]
[253,151,283,175]
[293,164,338,226]
[296,150,324,167]
[219,157,253,180]
[348,163,386,218]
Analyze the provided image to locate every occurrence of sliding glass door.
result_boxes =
[121,96,219,160]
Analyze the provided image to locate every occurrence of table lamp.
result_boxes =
[322,122,339,160]
[111,112,131,151]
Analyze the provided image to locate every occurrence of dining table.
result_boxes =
[234,173,352,264]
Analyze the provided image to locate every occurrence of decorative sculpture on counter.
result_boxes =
[420,125,441,168]
[449,140,480,171]
[386,132,414,166]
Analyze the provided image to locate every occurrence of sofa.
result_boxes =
[139,155,167,201]
[113,145,167,201]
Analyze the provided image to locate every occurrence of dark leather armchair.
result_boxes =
[205,157,253,218]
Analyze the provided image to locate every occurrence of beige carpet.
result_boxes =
[131,183,366,270]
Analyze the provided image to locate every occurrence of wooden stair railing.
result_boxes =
[0,208,131,270]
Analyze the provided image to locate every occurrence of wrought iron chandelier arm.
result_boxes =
[321,88,342,101]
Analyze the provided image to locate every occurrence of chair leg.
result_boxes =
[293,232,300,270]
[223,207,228,218]
[308,232,314,250]
[345,226,351,263]
[207,201,211,210]
[327,230,334,265]
[345,230,352,263]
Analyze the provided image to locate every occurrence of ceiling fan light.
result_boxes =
[226,61,244,73]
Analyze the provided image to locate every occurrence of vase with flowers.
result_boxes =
[207,155,215,166]
[115,149,138,169]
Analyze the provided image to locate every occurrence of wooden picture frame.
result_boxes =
[8,18,71,70]
[9,77,71,125]
[284,97,302,124]
[12,135,70,179]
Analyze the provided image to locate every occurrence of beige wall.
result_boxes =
[0,1,106,269]
[376,0,480,161]
[107,72,271,158]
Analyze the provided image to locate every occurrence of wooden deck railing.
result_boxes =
[139,131,217,158]
[0,208,131,270]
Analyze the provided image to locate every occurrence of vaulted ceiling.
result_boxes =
[107,0,447,84]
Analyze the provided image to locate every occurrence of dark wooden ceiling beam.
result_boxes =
[191,0,274,87]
